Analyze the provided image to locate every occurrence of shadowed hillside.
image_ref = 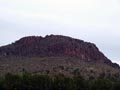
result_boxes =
[0,35,119,77]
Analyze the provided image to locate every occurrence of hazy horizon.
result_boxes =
[0,0,120,64]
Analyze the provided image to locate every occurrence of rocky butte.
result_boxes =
[0,35,119,68]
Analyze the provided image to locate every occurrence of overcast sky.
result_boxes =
[0,0,120,64]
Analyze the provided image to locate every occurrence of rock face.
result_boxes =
[0,35,119,68]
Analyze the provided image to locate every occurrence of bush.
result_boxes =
[0,73,119,90]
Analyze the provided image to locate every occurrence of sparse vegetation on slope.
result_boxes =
[0,56,119,79]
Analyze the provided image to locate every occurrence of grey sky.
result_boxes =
[0,0,120,64]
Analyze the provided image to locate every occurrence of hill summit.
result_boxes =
[0,35,119,68]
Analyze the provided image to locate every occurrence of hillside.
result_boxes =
[0,35,119,78]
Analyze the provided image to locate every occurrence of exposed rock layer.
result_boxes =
[0,35,119,68]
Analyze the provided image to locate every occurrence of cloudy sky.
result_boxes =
[0,0,120,64]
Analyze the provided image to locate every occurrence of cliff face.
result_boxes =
[0,35,119,68]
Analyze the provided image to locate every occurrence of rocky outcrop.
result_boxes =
[0,35,119,68]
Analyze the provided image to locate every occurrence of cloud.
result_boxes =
[0,0,120,27]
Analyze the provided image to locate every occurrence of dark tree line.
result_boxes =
[0,73,120,90]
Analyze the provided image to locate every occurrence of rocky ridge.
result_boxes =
[0,35,119,68]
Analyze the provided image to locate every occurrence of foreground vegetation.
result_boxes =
[0,73,119,90]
